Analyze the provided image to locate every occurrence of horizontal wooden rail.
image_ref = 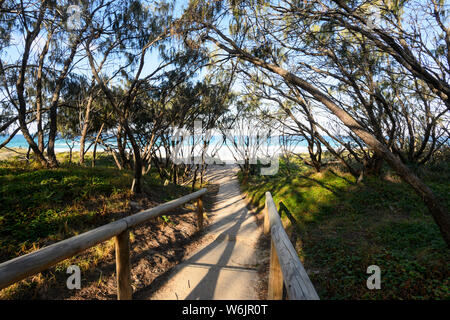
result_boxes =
[0,188,207,298]
[264,192,319,300]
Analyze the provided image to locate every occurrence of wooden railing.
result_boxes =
[0,188,207,299]
[264,192,319,300]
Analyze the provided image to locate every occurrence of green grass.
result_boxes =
[0,152,191,262]
[0,151,199,298]
[241,159,450,299]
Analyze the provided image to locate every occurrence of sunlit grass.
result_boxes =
[0,151,196,298]
[240,160,449,299]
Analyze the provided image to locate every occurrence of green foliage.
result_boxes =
[0,153,191,261]
[240,161,450,300]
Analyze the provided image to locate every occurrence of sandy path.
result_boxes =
[147,165,266,300]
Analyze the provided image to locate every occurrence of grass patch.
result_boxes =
[0,151,196,298]
[241,160,450,299]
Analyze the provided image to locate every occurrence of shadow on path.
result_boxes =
[136,165,264,300]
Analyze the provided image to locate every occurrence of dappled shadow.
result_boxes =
[328,169,355,186]
[297,174,342,197]
[134,165,263,300]
[2,208,205,300]
[180,209,248,300]
[133,208,250,299]
[0,182,220,300]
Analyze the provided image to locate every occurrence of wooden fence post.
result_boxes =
[196,196,204,231]
[264,194,270,235]
[0,188,208,292]
[115,229,132,300]
[268,238,284,300]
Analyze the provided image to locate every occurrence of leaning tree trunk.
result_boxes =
[214,44,450,246]
[79,96,93,165]
[91,123,104,168]
[277,66,450,246]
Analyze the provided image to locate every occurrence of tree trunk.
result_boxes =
[172,163,178,185]
[26,145,31,162]
[35,30,52,154]
[15,5,49,168]
[122,121,142,194]
[91,123,104,168]
[210,41,450,245]
[278,65,450,246]
[365,154,384,176]
[46,104,58,168]
[46,25,82,169]
[36,111,44,154]
[117,124,130,169]
[308,142,322,173]
[79,96,93,165]
[192,164,199,191]
[132,152,143,194]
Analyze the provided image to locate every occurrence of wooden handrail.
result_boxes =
[264,192,320,300]
[0,188,207,298]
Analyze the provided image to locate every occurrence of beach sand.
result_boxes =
[0,147,29,161]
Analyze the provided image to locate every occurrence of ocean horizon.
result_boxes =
[0,133,339,160]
